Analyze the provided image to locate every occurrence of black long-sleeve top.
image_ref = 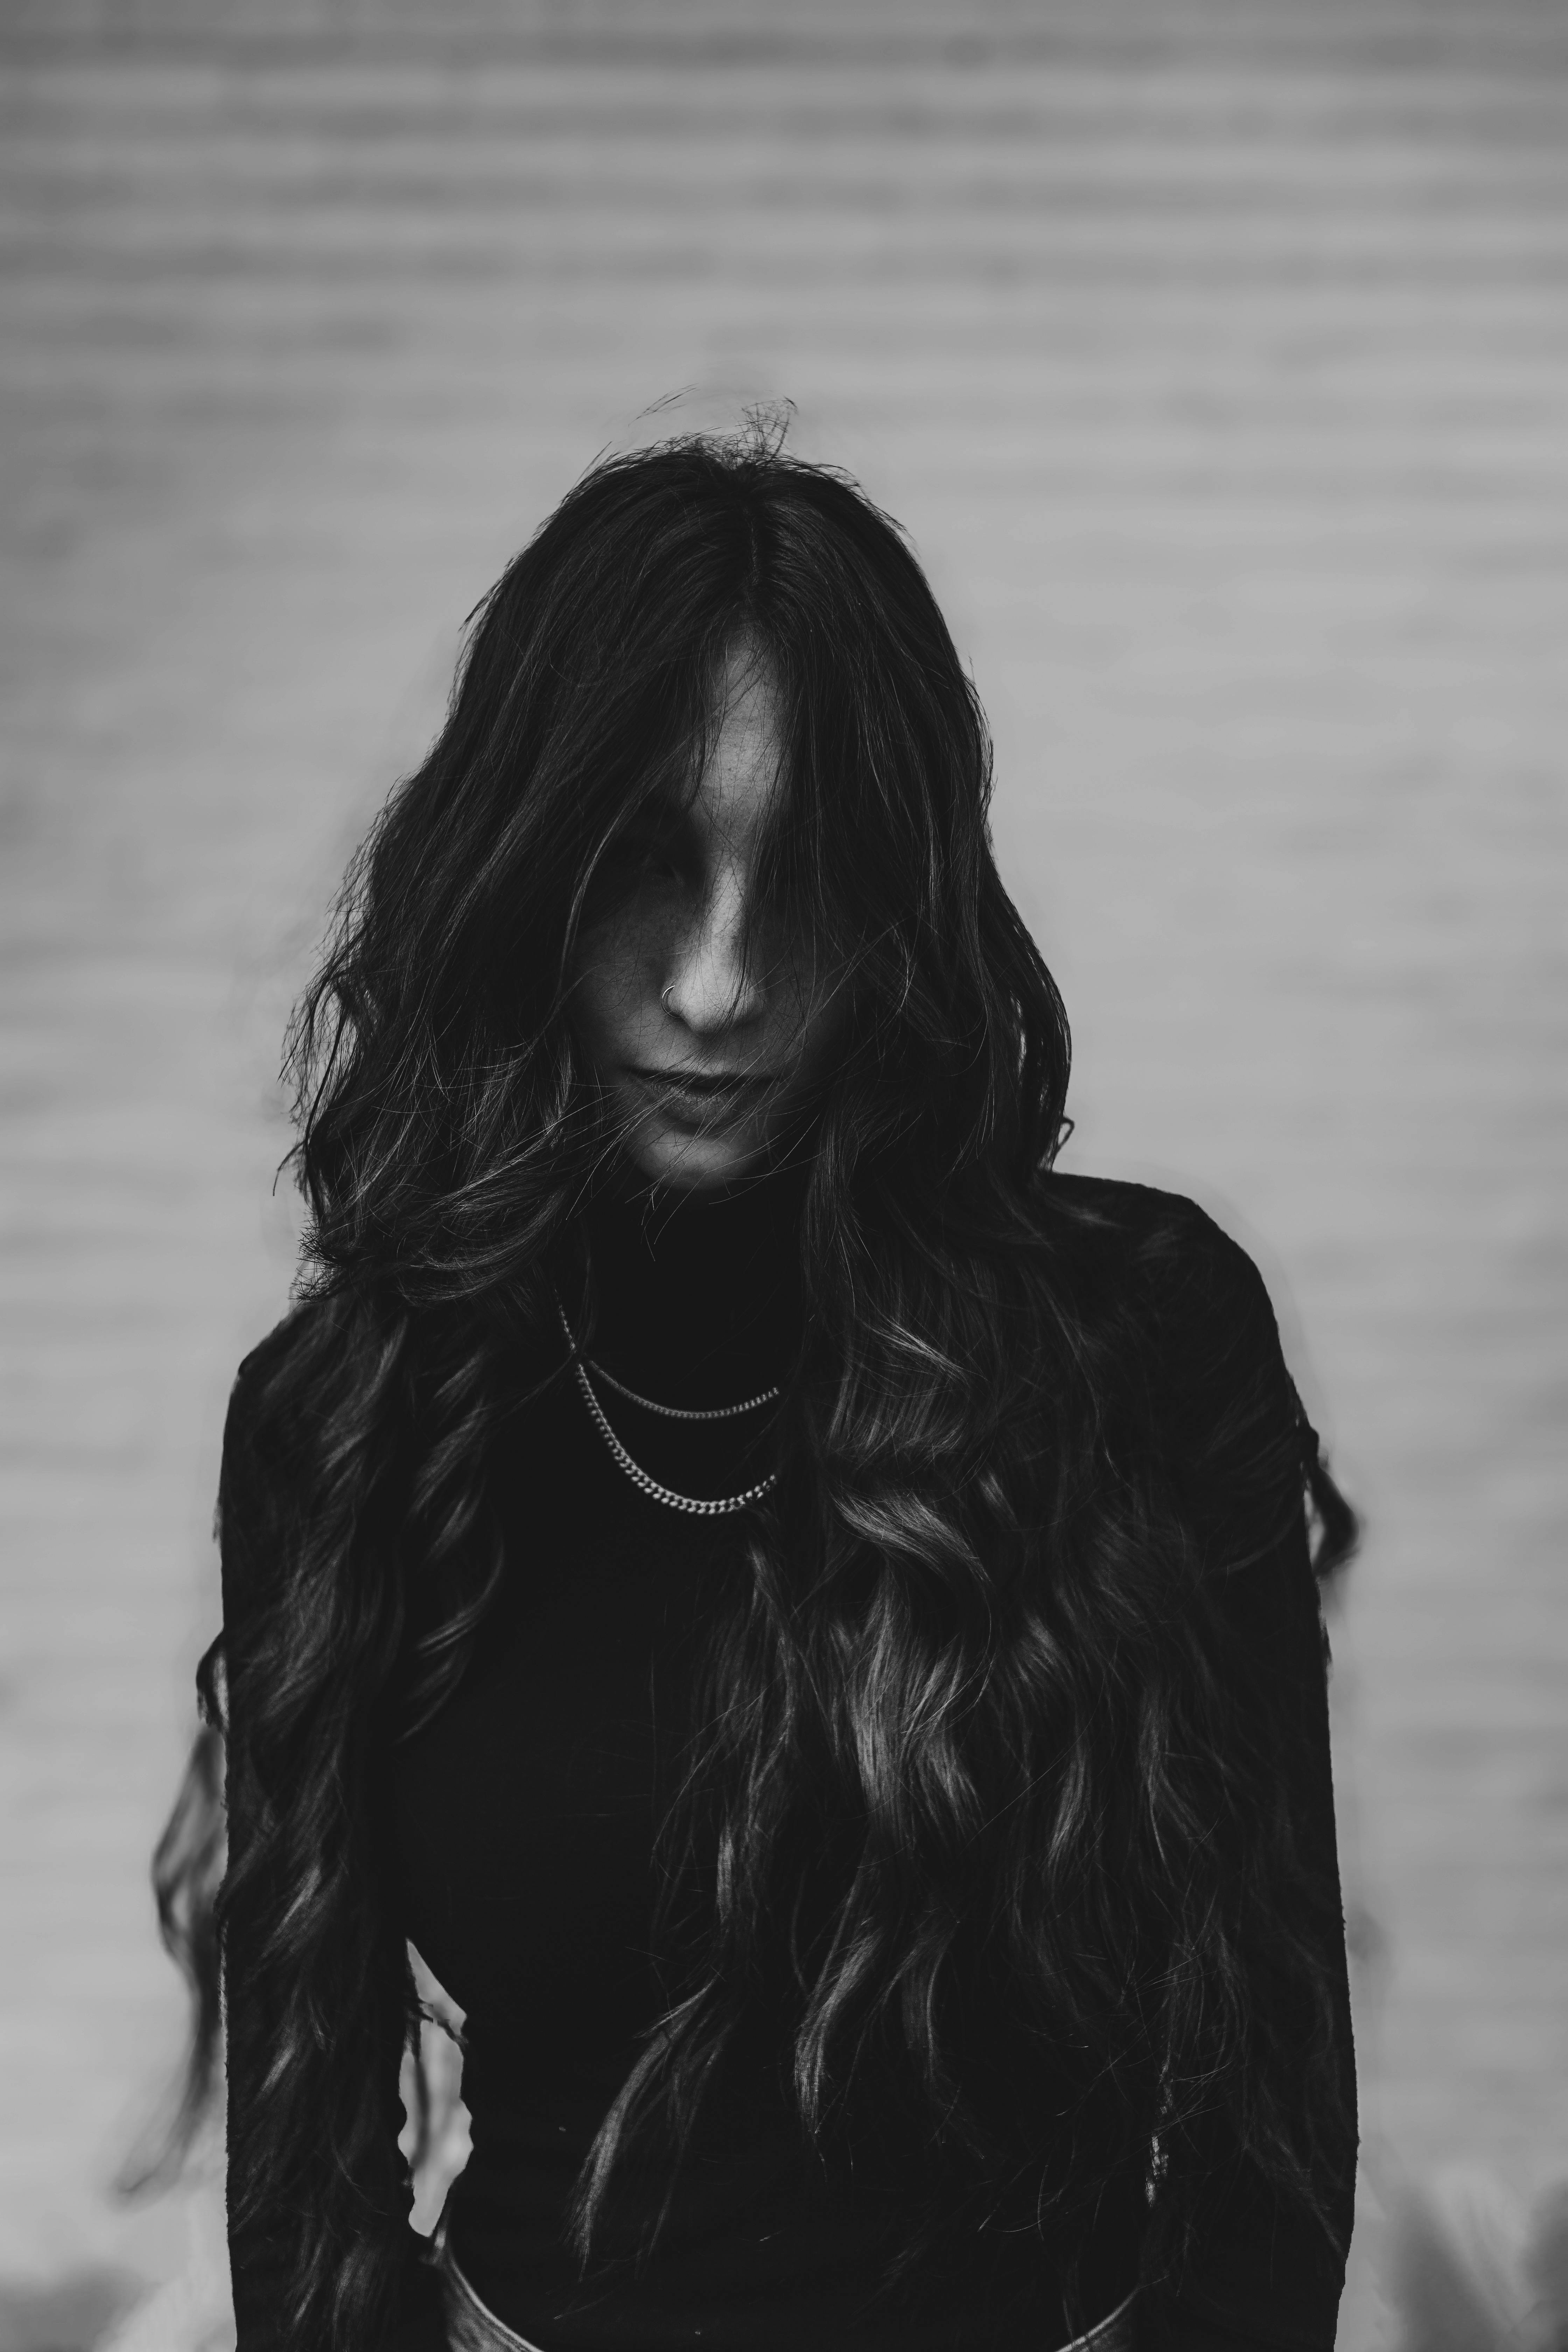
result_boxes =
[219,1168,1357,2351]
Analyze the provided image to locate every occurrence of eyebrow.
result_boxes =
[634,784,713,840]
[629,773,691,816]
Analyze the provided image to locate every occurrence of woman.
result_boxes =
[155,428,1358,2352]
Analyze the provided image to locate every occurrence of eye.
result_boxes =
[622,843,678,889]
[615,817,690,883]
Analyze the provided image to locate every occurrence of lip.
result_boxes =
[632,1066,780,1094]
[630,1066,782,1109]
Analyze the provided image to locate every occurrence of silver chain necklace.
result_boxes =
[553,1297,779,1517]
[584,1356,780,1422]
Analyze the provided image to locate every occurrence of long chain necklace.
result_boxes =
[553,1297,779,1517]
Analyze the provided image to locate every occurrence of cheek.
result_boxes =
[568,926,645,1060]
[784,958,853,1072]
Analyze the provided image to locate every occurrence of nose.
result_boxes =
[660,862,766,1036]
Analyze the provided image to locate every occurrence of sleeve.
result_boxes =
[1135,1212,1359,2352]
[217,1330,447,2352]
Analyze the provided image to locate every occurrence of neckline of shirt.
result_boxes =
[576,1153,811,1411]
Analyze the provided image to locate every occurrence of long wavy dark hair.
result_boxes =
[149,420,1357,2350]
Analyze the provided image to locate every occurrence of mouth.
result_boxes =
[629,1066,782,1115]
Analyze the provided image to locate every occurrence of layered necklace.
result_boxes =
[553,1295,780,1517]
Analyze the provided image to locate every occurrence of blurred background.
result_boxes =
[2,1,1566,2346]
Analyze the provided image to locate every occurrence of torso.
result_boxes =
[388,1168,1161,2350]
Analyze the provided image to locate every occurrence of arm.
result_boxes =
[218,1330,446,2352]
[1150,1512,1358,2350]
[1138,1213,1359,2350]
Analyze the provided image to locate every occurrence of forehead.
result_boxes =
[687,641,788,843]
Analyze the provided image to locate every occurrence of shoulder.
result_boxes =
[221,1296,334,1478]
[1037,1170,1276,1343]
[228,1302,314,1412]
[1037,1171,1306,1570]
[217,1296,346,1627]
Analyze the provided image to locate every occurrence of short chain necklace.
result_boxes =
[553,1298,779,1517]
[585,1357,780,1422]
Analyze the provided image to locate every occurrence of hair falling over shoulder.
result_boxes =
[146,420,1358,2351]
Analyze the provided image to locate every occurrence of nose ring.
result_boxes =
[660,985,674,1013]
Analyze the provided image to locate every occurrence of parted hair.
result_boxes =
[149,424,1357,2351]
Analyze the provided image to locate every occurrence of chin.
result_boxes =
[625,1117,774,1194]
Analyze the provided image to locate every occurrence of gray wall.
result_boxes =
[2,4,1565,2342]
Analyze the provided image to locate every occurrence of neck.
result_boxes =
[579,1153,810,1407]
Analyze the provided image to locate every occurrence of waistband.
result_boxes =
[435,2240,1139,2352]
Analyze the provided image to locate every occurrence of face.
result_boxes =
[568,640,848,1193]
